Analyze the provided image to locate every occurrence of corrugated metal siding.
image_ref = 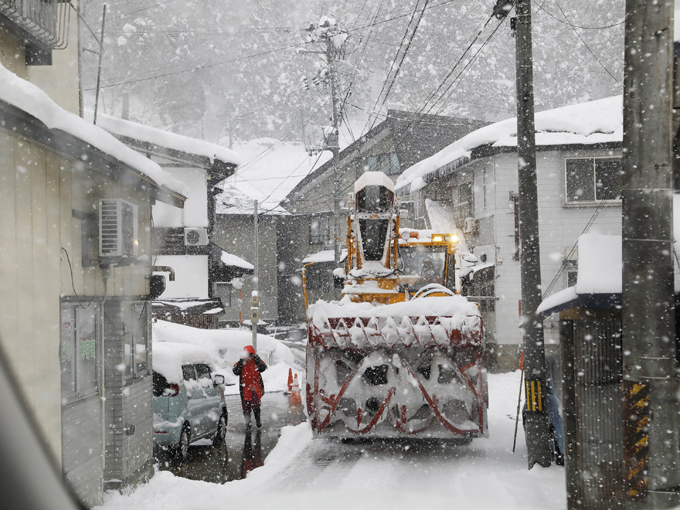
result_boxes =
[572,317,624,508]
[103,299,154,487]
[62,394,103,507]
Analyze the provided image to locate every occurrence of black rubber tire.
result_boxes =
[212,413,227,446]
[173,425,191,463]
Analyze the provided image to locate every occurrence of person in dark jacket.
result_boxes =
[233,345,267,429]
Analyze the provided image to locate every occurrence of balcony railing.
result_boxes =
[0,0,70,49]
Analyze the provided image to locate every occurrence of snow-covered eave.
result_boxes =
[95,113,241,173]
[397,138,622,194]
[0,99,187,208]
[111,132,238,181]
[536,288,623,318]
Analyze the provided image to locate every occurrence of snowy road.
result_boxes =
[97,371,566,510]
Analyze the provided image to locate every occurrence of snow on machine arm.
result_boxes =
[304,171,488,439]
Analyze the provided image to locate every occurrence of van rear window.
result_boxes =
[152,371,169,397]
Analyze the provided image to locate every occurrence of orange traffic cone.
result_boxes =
[287,368,293,393]
[290,374,302,405]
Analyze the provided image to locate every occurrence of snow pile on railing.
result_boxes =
[397,95,622,193]
[308,297,482,349]
[0,64,186,197]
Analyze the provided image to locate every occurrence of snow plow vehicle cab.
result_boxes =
[305,171,488,440]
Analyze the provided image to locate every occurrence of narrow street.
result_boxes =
[156,392,306,484]
[99,371,566,510]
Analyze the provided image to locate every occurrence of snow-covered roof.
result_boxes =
[216,138,331,213]
[95,113,241,167]
[302,249,348,264]
[397,95,623,193]
[0,64,187,199]
[153,341,214,384]
[220,251,254,270]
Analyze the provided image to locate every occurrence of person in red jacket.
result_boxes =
[233,345,267,429]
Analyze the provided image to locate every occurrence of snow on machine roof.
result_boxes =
[308,297,481,350]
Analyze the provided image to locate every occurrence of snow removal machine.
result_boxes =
[304,171,488,440]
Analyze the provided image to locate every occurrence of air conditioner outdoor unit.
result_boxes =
[464,217,478,234]
[99,199,139,259]
[184,227,209,246]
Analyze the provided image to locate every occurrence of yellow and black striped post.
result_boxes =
[622,380,649,500]
[524,379,545,413]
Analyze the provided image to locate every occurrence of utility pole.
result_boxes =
[326,36,342,266]
[300,18,347,265]
[251,199,259,352]
[92,4,106,125]
[621,0,680,506]
[508,0,551,468]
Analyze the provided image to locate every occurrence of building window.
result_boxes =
[60,303,100,402]
[567,270,578,287]
[214,282,233,307]
[125,302,149,381]
[309,215,330,245]
[482,167,488,210]
[453,181,474,229]
[363,153,400,175]
[565,157,622,203]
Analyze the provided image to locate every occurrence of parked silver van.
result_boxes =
[152,342,228,460]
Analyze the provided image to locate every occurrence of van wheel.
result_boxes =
[174,425,191,462]
[213,413,227,446]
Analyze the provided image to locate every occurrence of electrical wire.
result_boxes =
[365,0,430,132]
[550,0,621,85]
[61,247,95,309]
[84,39,318,90]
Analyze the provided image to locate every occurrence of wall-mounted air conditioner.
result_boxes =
[464,217,479,234]
[184,227,209,246]
[99,199,139,259]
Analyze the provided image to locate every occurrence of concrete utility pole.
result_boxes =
[621,1,680,506]
[513,0,551,469]
[251,199,259,352]
[326,36,342,266]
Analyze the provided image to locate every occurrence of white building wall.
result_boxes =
[482,149,623,346]
[154,255,209,299]
[152,167,208,228]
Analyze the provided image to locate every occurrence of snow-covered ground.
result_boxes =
[96,371,566,510]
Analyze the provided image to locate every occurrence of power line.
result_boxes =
[84,39,316,90]
[534,0,624,30]
[366,0,431,133]
[550,0,621,85]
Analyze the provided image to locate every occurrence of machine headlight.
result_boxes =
[432,235,443,242]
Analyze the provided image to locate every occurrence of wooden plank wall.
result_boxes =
[0,128,153,465]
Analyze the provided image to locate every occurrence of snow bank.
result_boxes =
[95,423,313,510]
[397,95,622,193]
[152,320,295,387]
[220,251,254,270]
[0,64,186,197]
[153,342,214,384]
[94,112,241,166]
